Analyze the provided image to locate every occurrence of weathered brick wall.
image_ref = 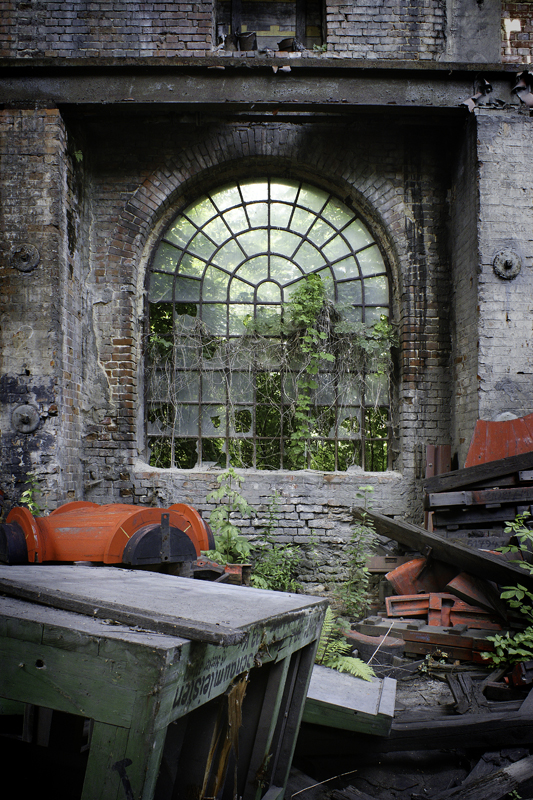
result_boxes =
[0,0,502,63]
[475,109,533,423]
[0,107,84,510]
[64,114,455,575]
[0,0,213,58]
[502,2,533,64]
[449,116,481,468]
[326,0,446,60]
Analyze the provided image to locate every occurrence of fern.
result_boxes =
[315,608,375,681]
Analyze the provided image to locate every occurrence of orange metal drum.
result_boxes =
[5,502,213,564]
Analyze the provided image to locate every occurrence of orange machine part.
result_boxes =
[6,502,208,564]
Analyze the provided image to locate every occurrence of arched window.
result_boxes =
[146,178,392,471]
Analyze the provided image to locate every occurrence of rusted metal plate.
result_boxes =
[385,557,457,595]
[465,414,533,469]
[385,593,502,630]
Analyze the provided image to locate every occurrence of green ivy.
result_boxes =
[203,468,254,564]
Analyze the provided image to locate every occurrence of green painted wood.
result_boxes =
[303,666,396,735]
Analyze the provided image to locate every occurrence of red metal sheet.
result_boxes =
[465,413,533,468]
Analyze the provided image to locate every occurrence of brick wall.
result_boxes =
[0,107,83,509]
[0,0,500,63]
[449,116,481,468]
[326,0,446,60]
[502,2,533,64]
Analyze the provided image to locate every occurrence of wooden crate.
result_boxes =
[0,565,327,800]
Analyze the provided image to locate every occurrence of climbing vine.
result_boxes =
[146,275,396,471]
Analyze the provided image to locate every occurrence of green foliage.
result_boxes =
[481,512,533,667]
[145,273,396,472]
[315,607,375,680]
[335,486,376,618]
[250,492,302,592]
[203,468,254,564]
[19,472,43,515]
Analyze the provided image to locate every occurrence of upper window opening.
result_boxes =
[215,0,323,51]
[146,178,393,472]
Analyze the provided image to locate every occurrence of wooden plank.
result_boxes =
[426,487,533,509]
[423,451,533,494]
[0,565,326,647]
[354,509,533,591]
[303,666,395,736]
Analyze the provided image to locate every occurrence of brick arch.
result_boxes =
[104,124,414,472]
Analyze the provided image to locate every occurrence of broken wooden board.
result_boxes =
[353,509,533,591]
[419,753,533,800]
[302,665,396,736]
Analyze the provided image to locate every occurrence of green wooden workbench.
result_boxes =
[0,565,327,800]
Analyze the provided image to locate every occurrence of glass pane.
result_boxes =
[315,373,335,404]
[254,306,281,335]
[149,272,173,302]
[290,206,314,235]
[185,196,218,226]
[201,438,226,467]
[270,180,299,202]
[339,377,361,405]
[246,202,269,228]
[203,215,232,244]
[202,304,227,335]
[202,372,226,402]
[337,281,362,305]
[270,229,300,257]
[188,232,217,259]
[237,255,268,283]
[294,241,326,272]
[358,244,386,275]
[152,241,180,273]
[211,184,242,212]
[344,219,373,251]
[315,268,334,298]
[179,253,206,278]
[269,257,302,285]
[338,440,362,471]
[270,202,292,229]
[228,372,254,403]
[229,278,254,302]
[323,235,351,262]
[333,256,361,280]
[363,275,389,305]
[203,266,230,301]
[256,281,281,303]
[175,276,201,302]
[298,185,329,212]
[202,406,226,436]
[364,306,388,323]
[322,198,354,230]
[240,180,269,203]
[175,405,200,435]
[307,218,335,246]
[223,206,249,234]
[173,372,200,402]
[365,373,389,405]
[166,219,197,248]
[213,239,246,271]
[237,230,268,257]
[229,304,254,334]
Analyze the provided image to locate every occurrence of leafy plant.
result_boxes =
[203,468,254,564]
[19,472,43,515]
[315,607,375,680]
[481,512,533,666]
[250,492,302,592]
[335,486,376,618]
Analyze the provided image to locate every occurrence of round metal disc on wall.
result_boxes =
[493,249,522,280]
[10,243,40,273]
[11,404,41,433]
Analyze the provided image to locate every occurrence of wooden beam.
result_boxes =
[424,451,533,494]
[354,508,533,591]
